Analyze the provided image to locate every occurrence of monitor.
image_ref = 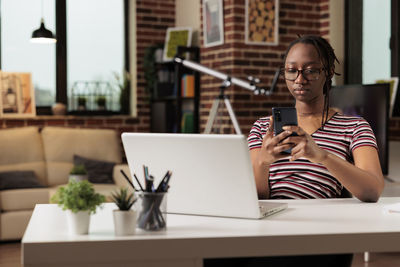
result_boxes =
[330,83,389,175]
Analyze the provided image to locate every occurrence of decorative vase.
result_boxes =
[113,209,137,236]
[51,103,67,115]
[66,210,91,235]
[69,174,88,182]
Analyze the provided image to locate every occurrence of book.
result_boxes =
[181,111,194,133]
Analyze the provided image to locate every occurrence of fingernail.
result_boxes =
[286,130,292,134]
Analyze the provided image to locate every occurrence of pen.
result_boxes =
[120,170,138,191]
[146,175,154,192]
[133,172,145,191]
[155,171,170,192]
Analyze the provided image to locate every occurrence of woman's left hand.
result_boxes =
[280,125,328,163]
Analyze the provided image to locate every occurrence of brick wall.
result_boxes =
[1,0,400,142]
[200,0,331,135]
[135,0,176,131]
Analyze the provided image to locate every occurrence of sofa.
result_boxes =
[0,126,131,241]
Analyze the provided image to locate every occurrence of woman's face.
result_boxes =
[284,43,327,104]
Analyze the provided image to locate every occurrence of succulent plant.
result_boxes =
[111,188,137,211]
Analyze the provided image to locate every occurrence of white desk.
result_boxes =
[22,198,400,267]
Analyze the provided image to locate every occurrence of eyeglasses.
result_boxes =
[281,68,324,81]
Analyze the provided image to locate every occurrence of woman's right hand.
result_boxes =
[257,116,295,166]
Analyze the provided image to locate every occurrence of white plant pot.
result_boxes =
[69,174,88,182]
[66,210,91,235]
[113,209,137,236]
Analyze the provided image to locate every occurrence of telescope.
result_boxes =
[174,57,279,96]
[174,56,279,134]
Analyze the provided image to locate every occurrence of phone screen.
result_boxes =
[272,107,298,154]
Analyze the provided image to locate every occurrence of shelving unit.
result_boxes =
[151,46,200,133]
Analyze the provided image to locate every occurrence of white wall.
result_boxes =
[175,0,201,46]
[329,0,345,86]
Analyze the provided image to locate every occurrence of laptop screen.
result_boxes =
[122,133,263,219]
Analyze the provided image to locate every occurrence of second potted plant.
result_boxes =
[111,188,137,236]
[51,180,105,235]
[69,164,88,182]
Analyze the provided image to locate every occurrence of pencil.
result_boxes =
[133,172,145,191]
[120,170,137,191]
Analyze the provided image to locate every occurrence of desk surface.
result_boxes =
[22,197,400,267]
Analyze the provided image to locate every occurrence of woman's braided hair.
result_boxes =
[283,35,340,128]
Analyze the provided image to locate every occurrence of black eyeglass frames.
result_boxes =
[280,68,324,81]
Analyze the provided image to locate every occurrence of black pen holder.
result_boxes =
[137,192,167,231]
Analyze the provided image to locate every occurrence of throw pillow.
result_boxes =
[0,171,44,190]
[73,155,115,184]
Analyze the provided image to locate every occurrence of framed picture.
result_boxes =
[376,77,399,117]
[163,27,192,62]
[203,0,224,48]
[0,72,35,117]
[245,0,279,46]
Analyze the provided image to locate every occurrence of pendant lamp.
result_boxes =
[30,1,56,44]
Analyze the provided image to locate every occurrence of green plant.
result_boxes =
[77,97,87,106]
[143,43,163,99]
[51,180,105,214]
[96,95,106,107]
[70,164,87,175]
[113,70,130,114]
[111,188,137,211]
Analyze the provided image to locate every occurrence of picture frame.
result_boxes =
[162,27,192,62]
[203,0,224,48]
[245,0,279,46]
[0,72,36,117]
[376,77,399,117]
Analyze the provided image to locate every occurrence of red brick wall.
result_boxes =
[200,0,331,135]
[135,0,176,131]
[1,0,400,142]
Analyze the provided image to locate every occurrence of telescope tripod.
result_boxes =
[204,79,242,134]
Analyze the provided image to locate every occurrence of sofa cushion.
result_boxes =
[0,188,49,211]
[0,171,44,190]
[74,155,115,184]
[0,127,47,186]
[41,127,122,186]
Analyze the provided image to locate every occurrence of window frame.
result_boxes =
[0,0,130,115]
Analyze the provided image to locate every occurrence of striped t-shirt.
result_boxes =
[247,113,378,199]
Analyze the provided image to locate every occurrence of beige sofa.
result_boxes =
[0,126,131,241]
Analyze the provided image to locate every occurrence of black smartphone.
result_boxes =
[272,107,298,154]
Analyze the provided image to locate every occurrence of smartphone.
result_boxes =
[272,107,298,154]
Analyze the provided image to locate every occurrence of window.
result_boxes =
[362,0,391,84]
[1,0,56,106]
[0,0,127,113]
[67,0,125,111]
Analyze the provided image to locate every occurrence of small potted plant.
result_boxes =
[111,188,137,236]
[96,95,106,110]
[69,164,88,182]
[51,180,105,235]
[77,96,87,111]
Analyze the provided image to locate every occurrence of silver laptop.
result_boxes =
[121,133,287,219]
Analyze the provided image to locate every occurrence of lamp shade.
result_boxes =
[31,18,56,44]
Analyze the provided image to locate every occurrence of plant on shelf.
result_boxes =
[96,95,107,110]
[77,96,87,111]
[111,187,138,236]
[69,164,88,182]
[143,43,163,100]
[51,179,105,235]
[113,70,130,114]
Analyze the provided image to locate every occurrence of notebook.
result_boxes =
[121,133,287,219]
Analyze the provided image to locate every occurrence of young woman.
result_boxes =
[248,35,384,202]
